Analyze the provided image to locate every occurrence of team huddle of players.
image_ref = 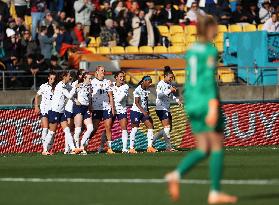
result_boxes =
[34,66,182,155]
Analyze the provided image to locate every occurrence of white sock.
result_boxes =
[43,130,55,152]
[130,127,138,149]
[80,124,94,148]
[64,127,75,151]
[122,130,128,151]
[147,129,154,147]
[107,141,112,148]
[153,129,165,143]
[41,128,48,143]
[74,127,82,148]
[163,127,172,149]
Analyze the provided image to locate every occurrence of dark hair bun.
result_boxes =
[164,66,171,72]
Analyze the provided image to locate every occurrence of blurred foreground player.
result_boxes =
[165,15,238,204]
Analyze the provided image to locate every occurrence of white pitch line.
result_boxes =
[0,178,279,185]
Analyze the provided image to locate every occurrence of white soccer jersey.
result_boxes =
[131,85,150,113]
[37,83,53,114]
[156,80,179,111]
[50,81,77,113]
[65,80,78,112]
[91,78,112,111]
[77,83,92,106]
[112,83,129,114]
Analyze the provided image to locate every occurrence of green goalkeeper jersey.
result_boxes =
[184,42,219,116]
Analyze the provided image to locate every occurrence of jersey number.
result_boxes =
[189,56,197,86]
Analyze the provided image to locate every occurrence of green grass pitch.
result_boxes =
[0,146,278,205]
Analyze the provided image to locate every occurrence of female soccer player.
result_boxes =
[34,72,56,144]
[130,76,157,153]
[64,70,83,153]
[87,65,115,154]
[42,71,81,155]
[111,71,129,153]
[73,72,94,155]
[153,66,182,151]
[166,15,238,204]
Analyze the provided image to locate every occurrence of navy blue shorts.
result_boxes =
[65,110,74,119]
[92,110,112,120]
[156,110,172,121]
[48,110,67,124]
[113,113,127,122]
[130,110,150,126]
[73,104,91,120]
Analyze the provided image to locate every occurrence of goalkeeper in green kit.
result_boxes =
[165,15,237,204]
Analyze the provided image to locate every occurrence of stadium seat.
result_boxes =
[185,35,196,46]
[257,24,264,31]
[184,25,197,36]
[173,70,186,84]
[171,35,185,46]
[168,46,185,53]
[97,47,110,54]
[215,42,224,53]
[214,33,224,43]
[139,46,153,54]
[154,46,168,54]
[218,25,228,33]
[111,46,125,54]
[157,25,170,37]
[125,46,139,54]
[229,24,242,32]
[85,47,96,53]
[88,37,96,47]
[130,72,144,84]
[24,16,32,30]
[170,25,184,35]
[95,37,101,47]
[10,3,17,18]
[217,68,235,83]
[125,73,131,83]
[243,24,257,32]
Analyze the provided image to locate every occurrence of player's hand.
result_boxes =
[205,99,219,127]
[34,106,40,114]
[170,86,177,93]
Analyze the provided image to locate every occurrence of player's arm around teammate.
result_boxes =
[153,66,182,152]
[34,72,57,146]
[129,76,157,153]
[112,71,129,153]
[42,71,81,155]
[166,15,237,204]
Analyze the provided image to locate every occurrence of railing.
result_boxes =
[0,66,278,91]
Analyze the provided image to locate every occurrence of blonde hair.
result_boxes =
[196,15,217,38]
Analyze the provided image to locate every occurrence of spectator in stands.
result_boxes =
[0,14,5,59]
[232,3,249,24]
[3,29,21,62]
[55,26,73,55]
[259,0,273,23]
[199,0,218,16]
[130,9,156,47]
[100,19,119,47]
[14,17,27,35]
[57,11,75,29]
[160,1,178,26]
[30,0,47,40]
[127,0,139,13]
[40,11,58,37]
[99,1,113,25]
[186,1,206,25]
[0,0,10,22]
[14,0,28,18]
[263,12,279,31]
[6,55,21,88]
[247,3,261,24]
[115,19,130,47]
[38,26,55,61]
[176,3,187,26]
[49,55,62,71]
[20,30,40,58]
[72,22,87,47]
[48,0,64,13]
[216,1,232,25]
[90,14,101,37]
[74,0,93,37]
[114,1,126,18]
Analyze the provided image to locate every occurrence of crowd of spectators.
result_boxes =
[0,0,278,88]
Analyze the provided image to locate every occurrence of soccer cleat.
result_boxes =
[80,150,88,155]
[147,146,157,153]
[72,148,82,154]
[42,151,52,156]
[107,148,115,154]
[129,148,137,154]
[208,192,238,204]
[122,149,129,153]
[165,171,180,202]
